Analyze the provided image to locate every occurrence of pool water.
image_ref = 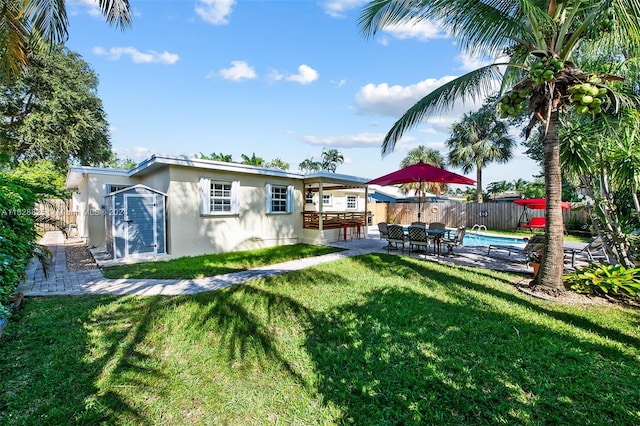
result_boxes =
[462,233,528,247]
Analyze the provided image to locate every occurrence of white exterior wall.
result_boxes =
[67,157,368,260]
[164,166,303,257]
[305,189,366,212]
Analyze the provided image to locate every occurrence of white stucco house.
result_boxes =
[66,154,369,261]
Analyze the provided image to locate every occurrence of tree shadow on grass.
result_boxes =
[0,295,172,425]
[4,254,639,425]
[351,254,640,350]
[179,254,640,424]
[301,278,640,424]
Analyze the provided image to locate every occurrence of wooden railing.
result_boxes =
[302,212,367,230]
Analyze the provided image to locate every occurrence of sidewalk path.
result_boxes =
[18,231,388,296]
[19,230,535,297]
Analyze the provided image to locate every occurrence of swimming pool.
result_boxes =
[462,233,528,247]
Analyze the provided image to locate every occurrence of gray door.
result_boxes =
[124,194,157,257]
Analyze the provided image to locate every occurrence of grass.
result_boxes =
[2,254,639,425]
[102,244,344,279]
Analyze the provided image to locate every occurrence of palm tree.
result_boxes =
[399,145,446,196]
[0,0,132,79]
[298,157,321,173]
[486,180,513,199]
[512,178,529,197]
[320,148,344,173]
[359,0,640,290]
[197,152,233,162]
[560,109,640,266]
[240,153,265,167]
[446,102,515,203]
[265,158,290,171]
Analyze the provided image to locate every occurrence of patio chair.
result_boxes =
[377,222,389,240]
[564,236,609,267]
[386,224,408,253]
[441,226,466,255]
[408,225,430,257]
[518,216,546,233]
[411,221,426,227]
[488,234,545,261]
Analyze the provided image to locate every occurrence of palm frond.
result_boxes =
[32,243,52,279]
[0,1,30,79]
[613,0,640,57]
[24,0,68,44]
[381,64,503,155]
[98,0,132,29]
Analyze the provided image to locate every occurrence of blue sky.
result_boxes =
[65,0,540,188]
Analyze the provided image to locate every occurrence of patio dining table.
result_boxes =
[404,226,452,256]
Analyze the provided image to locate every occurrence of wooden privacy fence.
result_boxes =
[34,199,77,231]
[377,202,589,231]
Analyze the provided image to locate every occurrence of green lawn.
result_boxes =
[102,244,344,279]
[2,254,639,424]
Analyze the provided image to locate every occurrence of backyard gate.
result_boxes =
[105,185,167,260]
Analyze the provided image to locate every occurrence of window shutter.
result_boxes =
[199,177,210,214]
[265,183,272,213]
[231,180,240,214]
[287,185,294,213]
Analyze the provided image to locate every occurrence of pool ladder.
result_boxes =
[470,224,487,235]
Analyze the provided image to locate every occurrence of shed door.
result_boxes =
[124,194,157,257]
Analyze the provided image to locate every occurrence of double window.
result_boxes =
[266,183,294,214]
[199,178,239,215]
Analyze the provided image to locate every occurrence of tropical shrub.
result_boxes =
[0,175,40,317]
[564,263,640,300]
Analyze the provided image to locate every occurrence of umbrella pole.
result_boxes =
[418,180,422,222]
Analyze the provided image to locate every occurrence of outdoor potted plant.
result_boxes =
[528,251,542,276]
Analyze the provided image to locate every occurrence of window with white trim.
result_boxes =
[346,195,357,209]
[322,194,331,206]
[266,183,294,214]
[200,178,239,215]
[305,191,314,205]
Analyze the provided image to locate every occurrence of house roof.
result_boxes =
[104,184,168,197]
[369,185,436,200]
[65,166,129,189]
[66,154,369,190]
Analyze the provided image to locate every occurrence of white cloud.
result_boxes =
[455,51,496,72]
[331,78,347,87]
[217,60,257,81]
[195,0,235,25]
[354,76,490,137]
[266,68,284,83]
[113,146,156,162]
[382,19,446,41]
[301,133,385,148]
[93,46,179,64]
[285,64,319,85]
[68,0,101,17]
[355,76,458,116]
[69,0,141,18]
[321,0,368,18]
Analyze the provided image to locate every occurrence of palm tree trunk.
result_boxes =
[476,167,483,203]
[537,111,565,290]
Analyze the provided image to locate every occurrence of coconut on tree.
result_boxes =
[359,0,640,290]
